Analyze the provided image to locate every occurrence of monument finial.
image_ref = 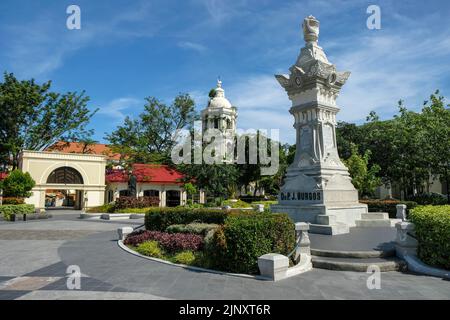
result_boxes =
[302,15,319,43]
[217,77,222,88]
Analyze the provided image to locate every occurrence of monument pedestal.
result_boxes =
[271,15,367,235]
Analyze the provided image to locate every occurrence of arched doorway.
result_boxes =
[45,167,84,210]
[166,190,180,207]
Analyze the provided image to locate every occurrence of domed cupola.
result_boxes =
[208,79,233,109]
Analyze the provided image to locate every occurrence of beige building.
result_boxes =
[19,150,107,210]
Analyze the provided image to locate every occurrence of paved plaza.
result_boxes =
[0,210,448,300]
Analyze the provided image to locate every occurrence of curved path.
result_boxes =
[0,210,449,299]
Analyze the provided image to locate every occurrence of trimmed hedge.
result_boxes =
[409,205,450,270]
[86,203,115,213]
[360,199,417,218]
[2,197,25,205]
[145,207,231,231]
[166,223,219,236]
[207,213,295,274]
[0,204,35,221]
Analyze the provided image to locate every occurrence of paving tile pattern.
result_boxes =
[0,210,449,300]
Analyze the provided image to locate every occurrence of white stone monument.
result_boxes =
[271,16,367,235]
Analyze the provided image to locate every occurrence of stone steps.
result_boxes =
[355,212,392,228]
[311,248,395,259]
[311,256,406,272]
[355,219,392,227]
[309,222,349,235]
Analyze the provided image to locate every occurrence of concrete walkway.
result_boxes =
[0,210,449,300]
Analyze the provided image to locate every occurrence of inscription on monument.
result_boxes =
[280,191,322,201]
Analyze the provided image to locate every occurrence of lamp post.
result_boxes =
[0,188,3,206]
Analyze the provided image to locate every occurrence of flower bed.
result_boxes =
[125,209,295,274]
[124,230,203,252]
[409,205,450,270]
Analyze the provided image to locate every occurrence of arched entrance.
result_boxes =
[166,190,180,207]
[45,167,85,210]
[20,150,107,210]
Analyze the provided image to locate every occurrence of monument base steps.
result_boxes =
[309,222,349,235]
[311,256,407,272]
[355,212,392,227]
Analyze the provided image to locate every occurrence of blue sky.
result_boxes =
[1,0,450,144]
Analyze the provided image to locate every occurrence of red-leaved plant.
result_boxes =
[124,230,203,252]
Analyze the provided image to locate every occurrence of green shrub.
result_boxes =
[207,213,295,274]
[86,203,115,213]
[222,199,252,208]
[172,251,196,265]
[115,207,152,214]
[0,170,35,198]
[135,241,164,258]
[145,207,230,231]
[2,197,25,205]
[166,223,219,236]
[409,205,450,270]
[360,199,417,218]
[409,193,448,205]
[0,204,35,221]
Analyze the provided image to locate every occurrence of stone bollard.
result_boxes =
[294,222,311,264]
[254,204,265,213]
[396,204,407,221]
[118,226,134,240]
[257,253,289,281]
[395,221,417,258]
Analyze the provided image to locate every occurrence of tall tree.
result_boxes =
[420,91,450,203]
[0,72,96,169]
[344,144,381,198]
[106,94,197,165]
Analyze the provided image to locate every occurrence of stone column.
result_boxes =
[160,189,166,207]
[396,204,407,221]
[199,189,205,204]
[294,222,311,264]
[395,221,417,258]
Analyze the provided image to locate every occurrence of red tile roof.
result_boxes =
[46,141,121,160]
[106,164,185,184]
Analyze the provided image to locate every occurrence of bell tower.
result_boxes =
[201,79,237,162]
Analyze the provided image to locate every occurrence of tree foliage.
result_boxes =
[344,144,381,197]
[0,72,96,169]
[0,169,36,198]
[337,90,450,202]
[106,94,197,165]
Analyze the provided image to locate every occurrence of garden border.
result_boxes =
[117,240,270,281]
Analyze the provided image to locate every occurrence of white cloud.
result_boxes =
[1,1,162,79]
[97,97,142,122]
[178,41,208,53]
